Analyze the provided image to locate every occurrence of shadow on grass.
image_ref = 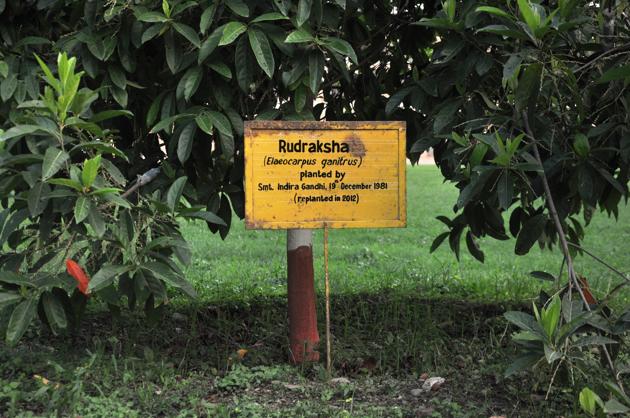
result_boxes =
[1,294,580,417]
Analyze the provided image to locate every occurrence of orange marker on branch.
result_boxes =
[65,259,90,296]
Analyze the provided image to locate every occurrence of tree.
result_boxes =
[1,0,435,342]
[397,0,630,264]
[395,0,629,395]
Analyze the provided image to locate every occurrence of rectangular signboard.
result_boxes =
[244,121,406,229]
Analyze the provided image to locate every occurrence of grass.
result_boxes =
[1,165,628,417]
[182,165,630,306]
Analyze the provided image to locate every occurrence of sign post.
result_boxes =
[286,228,319,363]
[244,121,406,367]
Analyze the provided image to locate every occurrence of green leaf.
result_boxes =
[597,64,630,83]
[430,232,449,253]
[89,187,122,196]
[224,108,243,136]
[225,0,249,17]
[108,65,126,89]
[177,122,196,163]
[74,196,91,223]
[219,131,234,158]
[515,214,546,255]
[475,6,512,20]
[146,94,164,127]
[173,22,201,48]
[465,231,484,262]
[385,86,413,115]
[502,54,522,85]
[0,125,43,141]
[110,86,128,107]
[178,66,202,101]
[195,114,213,134]
[136,11,168,23]
[149,113,194,134]
[308,50,324,94]
[167,176,188,211]
[294,84,307,113]
[209,62,232,79]
[604,399,630,414]
[6,298,37,345]
[47,178,84,191]
[448,225,463,261]
[504,310,540,333]
[219,21,247,46]
[89,264,133,293]
[0,61,8,78]
[0,293,22,310]
[285,28,314,43]
[90,110,133,123]
[541,296,561,338]
[141,262,197,298]
[477,24,529,41]
[529,271,555,281]
[515,63,542,112]
[164,30,181,74]
[199,25,223,63]
[579,387,601,416]
[433,99,461,134]
[296,0,312,27]
[444,0,456,21]
[82,154,101,187]
[42,147,70,180]
[200,4,217,34]
[504,353,540,377]
[413,18,461,30]
[573,133,589,157]
[0,73,17,102]
[142,23,164,44]
[517,0,540,33]
[70,141,129,161]
[321,37,357,64]
[207,111,232,136]
[181,210,227,225]
[27,181,49,217]
[235,35,254,92]
[42,292,68,331]
[251,12,289,23]
[573,335,618,348]
[0,270,35,287]
[162,0,171,18]
[88,205,106,237]
[497,170,513,210]
[248,29,275,78]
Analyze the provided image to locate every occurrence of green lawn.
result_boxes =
[182,165,630,306]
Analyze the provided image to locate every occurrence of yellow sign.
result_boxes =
[244,121,406,229]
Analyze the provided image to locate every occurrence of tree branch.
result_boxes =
[521,112,624,394]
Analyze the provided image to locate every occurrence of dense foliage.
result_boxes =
[0,0,436,341]
[0,51,213,343]
[405,1,630,261]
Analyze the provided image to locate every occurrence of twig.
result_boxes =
[574,43,630,74]
[546,357,565,400]
[121,167,161,199]
[568,242,630,306]
[568,242,630,284]
[521,112,625,394]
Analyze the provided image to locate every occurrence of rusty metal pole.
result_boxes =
[287,229,320,363]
